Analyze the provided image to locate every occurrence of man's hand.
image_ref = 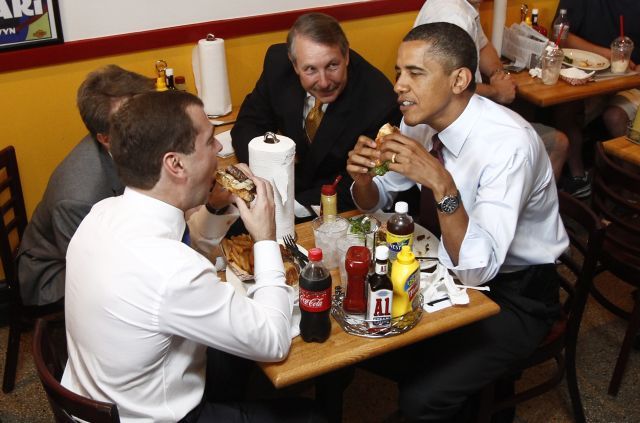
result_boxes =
[206,181,233,210]
[233,164,276,242]
[346,135,379,185]
[346,135,382,210]
[488,71,516,104]
[381,133,456,200]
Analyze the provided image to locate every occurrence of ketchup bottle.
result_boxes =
[299,248,332,343]
[343,246,370,314]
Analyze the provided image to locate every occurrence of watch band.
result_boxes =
[205,204,230,215]
[436,191,461,214]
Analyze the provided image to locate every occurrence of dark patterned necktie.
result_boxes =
[305,98,324,143]
[419,134,444,238]
[181,224,191,245]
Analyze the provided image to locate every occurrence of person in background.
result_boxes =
[16,65,155,306]
[348,23,567,420]
[415,0,569,181]
[62,90,318,422]
[552,0,639,197]
[231,12,401,215]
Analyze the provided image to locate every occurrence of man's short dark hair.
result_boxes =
[110,90,204,190]
[404,22,477,92]
[286,13,349,63]
[77,65,155,140]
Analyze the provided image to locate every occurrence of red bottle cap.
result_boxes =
[308,248,323,261]
[175,76,186,84]
[321,184,335,196]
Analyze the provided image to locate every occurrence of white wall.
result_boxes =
[59,0,367,41]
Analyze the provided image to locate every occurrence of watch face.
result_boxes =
[439,195,459,214]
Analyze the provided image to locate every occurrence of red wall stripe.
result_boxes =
[0,0,423,73]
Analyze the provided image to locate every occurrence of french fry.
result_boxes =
[224,234,255,274]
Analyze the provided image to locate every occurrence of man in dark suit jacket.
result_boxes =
[17,65,155,306]
[231,13,401,213]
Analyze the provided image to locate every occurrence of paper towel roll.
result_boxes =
[192,35,232,117]
[248,133,296,240]
[492,0,508,57]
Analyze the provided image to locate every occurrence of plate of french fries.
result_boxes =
[221,234,303,286]
[221,234,255,281]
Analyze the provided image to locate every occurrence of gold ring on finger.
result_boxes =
[391,153,398,164]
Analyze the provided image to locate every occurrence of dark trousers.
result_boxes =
[362,264,560,422]
[180,397,323,423]
[180,348,324,422]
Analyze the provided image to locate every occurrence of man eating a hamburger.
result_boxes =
[347,23,567,421]
[62,90,318,421]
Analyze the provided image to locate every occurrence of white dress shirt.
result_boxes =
[62,188,293,422]
[354,95,568,285]
[414,0,488,83]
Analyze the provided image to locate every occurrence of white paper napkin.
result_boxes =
[421,264,470,312]
[215,130,234,158]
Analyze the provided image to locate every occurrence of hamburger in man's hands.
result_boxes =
[370,123,399,176]
[215,165,256,204]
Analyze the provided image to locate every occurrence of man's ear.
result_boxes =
[288,53,300,75]
[163,152,185,178]
[451,67,473,94]
[96,133,110,151]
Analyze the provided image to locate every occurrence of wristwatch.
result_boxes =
[205,204,230,215]
[436,191,461,214]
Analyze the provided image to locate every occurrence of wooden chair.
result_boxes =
[590,142,640,396]
[33,317,120,422]
[476,192,605,423]
[0,145,62,393]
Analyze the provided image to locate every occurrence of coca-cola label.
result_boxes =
[299,287,331,312]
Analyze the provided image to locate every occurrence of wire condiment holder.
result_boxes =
[331,286,423,338]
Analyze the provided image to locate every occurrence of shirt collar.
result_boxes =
[122,187,187,241]
[438,94,483,158]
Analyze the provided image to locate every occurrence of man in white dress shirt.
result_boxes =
[348,23,568,421]
[62,91,317,422]
[414,0,569,181]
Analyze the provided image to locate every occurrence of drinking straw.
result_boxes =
[555,24,566,46]
[620,15,624,39]
[331,175,342,189]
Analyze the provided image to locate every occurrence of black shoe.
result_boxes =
[564,173,591,198]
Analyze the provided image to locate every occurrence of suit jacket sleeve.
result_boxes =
[231,48,282,163]
[52,199,93,259]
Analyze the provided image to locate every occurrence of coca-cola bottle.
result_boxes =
[299,248,332,343]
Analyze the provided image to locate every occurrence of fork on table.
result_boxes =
[282,234,309,267]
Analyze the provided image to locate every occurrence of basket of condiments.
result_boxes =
[330,201,424,338]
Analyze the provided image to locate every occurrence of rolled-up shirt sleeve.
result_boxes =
[439,151,534,285]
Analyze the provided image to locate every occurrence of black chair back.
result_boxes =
[33,317,120,423]
[477,192,604,423]
[589,142,640,395]
[0,145,29,393]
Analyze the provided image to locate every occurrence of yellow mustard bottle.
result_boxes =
[390,245,420,318]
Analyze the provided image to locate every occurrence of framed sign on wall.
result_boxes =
[0,0,63,51]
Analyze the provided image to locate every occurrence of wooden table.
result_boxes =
[602,136,640,167]
[257,214,501,389]
[512,70,640,107]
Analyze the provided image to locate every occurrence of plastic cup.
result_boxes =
[611,36,634,74]
[312,215,349,269]
[541,48,564,85]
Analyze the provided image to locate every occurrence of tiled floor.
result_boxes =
[1,270,638,422]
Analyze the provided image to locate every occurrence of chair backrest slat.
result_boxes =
[557,192,605,343]
[33,318,120,423]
